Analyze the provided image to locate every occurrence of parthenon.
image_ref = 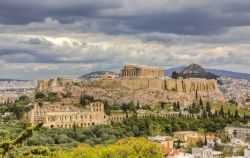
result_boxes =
[121,65,165,77]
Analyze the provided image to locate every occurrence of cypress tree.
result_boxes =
[195,89,198,99]
[200,97,203,106]
[173,102,177,111]
[206,101,212,117]
[80,92,83,105]
[219,106,224,117]
[215,110,218,118]
[177,101,180,111]
[160,102,165,110]
[234,110,240,119]
[204,132,207,146]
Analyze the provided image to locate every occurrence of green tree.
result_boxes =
[177,101,180,111]
[219,106,224,117]
[122,103,129,118]
[0,123,43,156]
[214,110,218,118]
[234,110,240,119]
[148,123,163,136]
[196,140,204,147]
[103,100,111,115]
[199,97,203,107]
[195,89,198,99]
[56,137,163,158]
[171,71,179,79]
[47,92,60,102]
[35,92,46,100]
[160,102,165,110]
[206,101,212,117]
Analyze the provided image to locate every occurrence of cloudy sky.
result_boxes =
[0,0,250,79]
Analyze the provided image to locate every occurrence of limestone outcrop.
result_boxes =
[82,78,220,94]
[37,77,225,107]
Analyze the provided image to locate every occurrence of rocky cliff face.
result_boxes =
[83,78,220,93]
[165,78,218,93]
[37,78,225,107]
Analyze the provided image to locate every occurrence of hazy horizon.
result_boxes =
[0,0,250,80]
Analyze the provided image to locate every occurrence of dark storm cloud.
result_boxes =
[1,0,250,35]
[0,0,250,79]
[0,0,121,24]
[124,10,223,35]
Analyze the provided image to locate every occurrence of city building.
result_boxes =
[244,145,250,158]
[225,145,250,158]
[220,138,248,154]
[192,146,222,158]
[164,147,180,157]
[225,127,250,140]
[121,64,165,78]
[148,136,174,148]
[173,131,200,147]
[174,131,198,141]
[0,80,36,103]
[207,135,221,148]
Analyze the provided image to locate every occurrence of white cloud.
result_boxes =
[0,15,249,79]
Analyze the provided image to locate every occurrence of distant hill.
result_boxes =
[172,64,219,79]
[81,71,119,80]
[206,69,250,80]
[0,79,28,82]
[165,65,250,80]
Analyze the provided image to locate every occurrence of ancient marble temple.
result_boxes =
[121,65,165,78]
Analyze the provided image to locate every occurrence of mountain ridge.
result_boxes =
[165,66,250,80]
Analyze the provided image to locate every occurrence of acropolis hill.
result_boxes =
[37,65,225,107]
